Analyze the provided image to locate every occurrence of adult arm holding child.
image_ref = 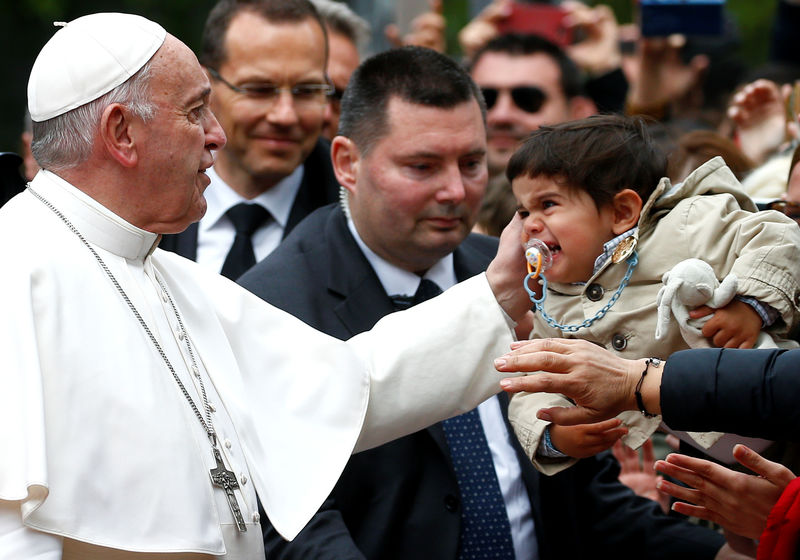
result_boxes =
[497,340,800,554]
[496,339,800,436]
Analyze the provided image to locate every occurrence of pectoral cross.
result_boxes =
[210,447,248,532]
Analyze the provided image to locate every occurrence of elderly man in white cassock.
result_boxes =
[0,12,532,559]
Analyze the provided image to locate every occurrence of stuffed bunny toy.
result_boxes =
[655,258,738,347]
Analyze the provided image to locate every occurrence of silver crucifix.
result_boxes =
[210,447,248,532]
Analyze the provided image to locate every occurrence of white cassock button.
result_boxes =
[224,439,232,449]
[252,512,260,523]
[178,331,185,341]
[240,474,248,485]
[161,292,168,303]
[208,403,216,413]
[192,366,200,378]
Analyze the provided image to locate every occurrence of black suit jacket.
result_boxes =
[158,139,339,261]
[0,152,26,208]
[239,204,724,560]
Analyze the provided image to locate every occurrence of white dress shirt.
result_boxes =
[196,165,304,272]
[347,218,538,560]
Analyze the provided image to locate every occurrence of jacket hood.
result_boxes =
[639,156,757,233]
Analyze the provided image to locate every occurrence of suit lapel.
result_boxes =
[324,222,499,461]
[284,140,340,238]
[324,208,397,336]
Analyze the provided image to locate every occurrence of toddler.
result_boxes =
[507,115,800,474]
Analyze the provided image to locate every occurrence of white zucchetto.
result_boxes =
[27,12,166,122]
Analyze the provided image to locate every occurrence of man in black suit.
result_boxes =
[159,0,339,277]
[239,47,727,559]
[0,152,26,208]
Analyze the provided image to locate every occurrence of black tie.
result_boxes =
[390,278,442,310]
[390,277,516,557]
[220,203,271,280]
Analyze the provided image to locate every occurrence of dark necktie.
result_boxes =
[390,278,443,310]
[220,203,271,280]
[391,278,515,559]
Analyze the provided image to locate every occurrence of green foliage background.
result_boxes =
[0,0,780,153]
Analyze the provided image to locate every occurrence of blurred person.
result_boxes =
[384,0,446,53]
[727,78,799,201]
[159,0,341,280]
[667,129,754,183]
[20,109,40,181]
[311,0,371,141]
[624,14,746,131]
[468,33,596,236]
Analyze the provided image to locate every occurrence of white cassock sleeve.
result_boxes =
[179,260,518,540]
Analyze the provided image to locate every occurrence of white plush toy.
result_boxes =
[655,258,738,347]
[654,257,774,463]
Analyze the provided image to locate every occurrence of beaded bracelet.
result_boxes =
[635,357,662,418]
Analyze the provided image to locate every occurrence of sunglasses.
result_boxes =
[767,200,800,220]
[481,86,547,114]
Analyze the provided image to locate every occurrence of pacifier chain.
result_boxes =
[523,239,639,333]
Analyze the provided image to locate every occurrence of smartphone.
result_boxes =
[496,2,574,47]
[639,0,725,37]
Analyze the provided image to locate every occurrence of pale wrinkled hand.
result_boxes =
[496,338,643,425]
[613,438,670,513]
[562,1,621,75]
[486,213,531,322]
[385,0,446,53]
[549,418,628,458]
[689,300,762,349]
[458,0,512,59]
[728,79,795,164]
[655,444,796,539]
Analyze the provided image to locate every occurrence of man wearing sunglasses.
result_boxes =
[469,33,596,236]
[159,0,341,280]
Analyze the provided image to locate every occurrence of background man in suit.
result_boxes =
[159,0,340,279]
[239,46,727,560]
[311,0,370,142]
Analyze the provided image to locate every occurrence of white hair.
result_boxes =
[310,0,371,51]
[31,58,157,172]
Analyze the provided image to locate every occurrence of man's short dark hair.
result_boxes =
[338,46,486,153]
[469,33,583,100]
[506,114,667,208]
[201,0,328,69]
